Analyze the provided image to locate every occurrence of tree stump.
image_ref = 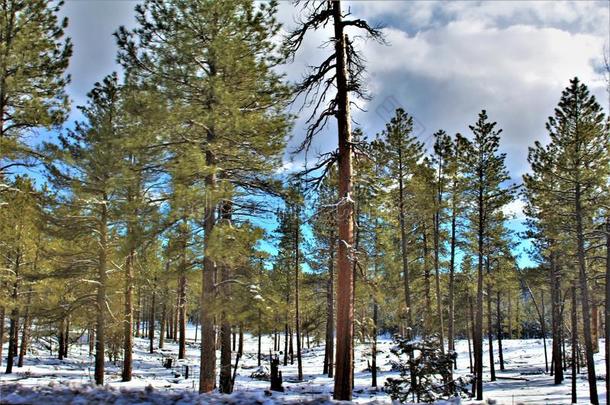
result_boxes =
[270,354,284,392]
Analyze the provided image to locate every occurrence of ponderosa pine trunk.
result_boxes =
[571,285,577,404]
[496,291,504,371]
[257,318,261,367]
[159,298,166,349]
[575,183,598,403]
[422,223,431,333]
[448,189,457,355]
[398,140,412,332]
[135,287,141,338]
[474,180,484,400]
[372,300,378,387]
[199,59,218,392]
[604,215,610,404]
[294,209,303,381]
[219,201,233,394]
[332,1,355,399]
[5,251,20,374]
[18,288,33,367]
[172,288,178,342]
[122,247,135,381]
[433,168,445,352]
[592,304,599,353]
[508,293,513,339]
[219,276,232,393]
[324,234,335,377]
[550,251,563,383]
[149,286,155,354]
[178,255,187,359]
[289,326,294,365]
[486,269,496,381]
[468,296,474,373]
[239,323,244,358]
[94,200,108,385]
[63,316,69,358]
[0,306,5,367]
[6,308,18,373]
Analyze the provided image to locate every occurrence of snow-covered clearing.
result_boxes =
[0,325,606,404]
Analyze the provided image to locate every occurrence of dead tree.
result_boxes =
[284,1,383,399]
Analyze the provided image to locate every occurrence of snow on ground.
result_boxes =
[0,324,606,404]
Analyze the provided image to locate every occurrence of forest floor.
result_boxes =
[0,325,606,404]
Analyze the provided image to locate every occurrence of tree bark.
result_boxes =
[239,323,244,358]
[467,298,473,373]
[219,201,233,394]
[283,321,288,366]
[58,318,65,361]
[433,163,445,351]
[324,235,335,377]
[398,140,412,332]
[592,304,599,353]
[496,291,504,371]
[371,299,378,387]
[575,183,598,403]
[199,66,218,391]
[448,190,457,354]
[550,251,563,383]
[470,294,477,395]
[178,256,187,359]
[0,306,5,368]
[486,268,496,381]
[289,326,294,365]
[149,286,156,354]
[332,1,355,400]
[135,287,141,338]
[294,207,303,381]
[474,179,484,400]
[63,316,70,358]
[173,288,179,342]
[122,248,135,381]
[508,293,513,339]
[605,216,610,404]
[422,223,432,332]
[94,200,108,385]
[159,298,166,349]
[571,285,577,404]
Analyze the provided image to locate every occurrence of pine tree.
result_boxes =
[377,109,424,334]
[431,130,452,352]
[43,75,125,385]
[311,173,337,378]
[524,78,608,404]
[116,1,290,391]
[460,110,515,400]
[283,1,382,398]
[0,0,71,178]
[0,176,43,373]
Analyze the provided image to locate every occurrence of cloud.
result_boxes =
[351,11,608,177]
[58,1,609,180]
[502,199,526,221]
[60,0,138,113]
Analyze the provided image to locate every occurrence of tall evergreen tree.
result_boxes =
[44,75,125,385]
[116,0,290,392]
[377,108,424,334]
[460,110,515,400]
[0,0,71,178]
[524,78,608,404]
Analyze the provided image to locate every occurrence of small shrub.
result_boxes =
[384,334,472,403]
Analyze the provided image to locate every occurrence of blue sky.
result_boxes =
[22,0,610,269]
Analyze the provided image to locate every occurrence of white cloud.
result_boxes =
[502,199,526,220]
